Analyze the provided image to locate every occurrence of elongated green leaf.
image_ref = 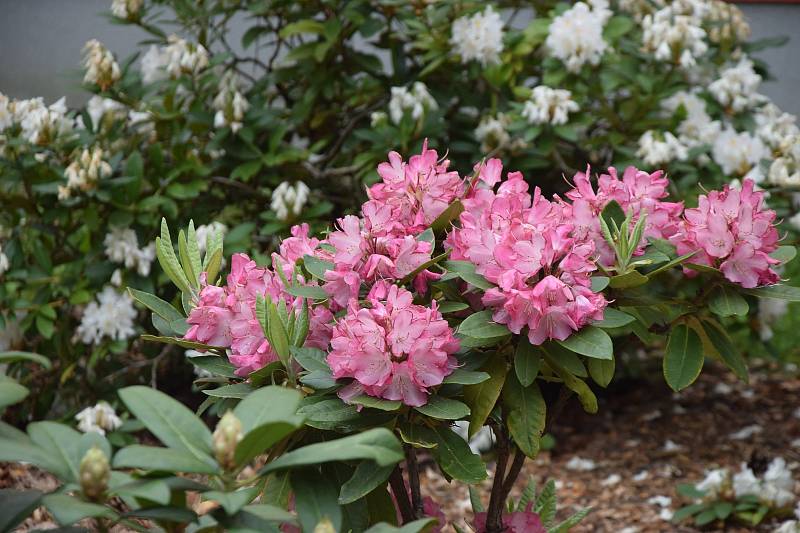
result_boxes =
[203,487,259,515]
[587,358,615,388]
[514,338,540,387]
[235,422,298,467]
[178,229,197,288]
[157,219,191,294]
[187,221,202,282]
[290,346,329,372]
[463,356,507,438]
[541,353,597,413]
[140,334,222,351]
[663,324,704,392]
[442,369,490,385]
[430,200,464,233]
[442,261,494,290]
[437,301,469,313]
[339,462,394,504]
[608,270,648,289]
[0,489,42,532]
[590,276,609,292]
[556,326,613,360]
[0,351,52,369]
[302,255,334,280]
[234,386,304,432]
[601,200,626,229]
[190,356,238,378]
[42,494,116,525]
[128,288,184,324]
[261,428,404,474]
[284,284,328,300]
[242,503,296,523]
[742,284,800,301]
[0,380,28,410]
[267,300,290,365]
[414,396,470,420]
[27,422,82,482]
[350,395,402,412]
[0,438,66,482]
[698,319,748,382]
[708,286,748,317]
[541,343,587,377]
[114,445,218,474]
[458,310,509,339]
[202,383,254,399]
[292,469,342,533]
[365,519,436,533]
[119,386,213,460]
[426,426,487,483]
[593,308,636,329]
[503,375,546,458]
[770,245,796,264]
[111,478,171,506]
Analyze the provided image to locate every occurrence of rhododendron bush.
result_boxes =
[2,0,800,413]
[6,145,790,531]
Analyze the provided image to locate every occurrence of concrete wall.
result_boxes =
[0,1,798,115]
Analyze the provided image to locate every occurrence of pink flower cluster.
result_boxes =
[322,143,465,307]
[563,166,684,266]
[185,225,333,377]
[447,160,607,345]
[327,282,459,407]
[671,179,780,288]
[474,503,546,533]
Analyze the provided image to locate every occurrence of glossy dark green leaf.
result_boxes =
[556,326,613,360]
[291,469,342,533]
[338,462,394,504]
[663,324,704,392]
[457,311,509,339]
[514,338,540,387]
[503,374,546,458]
[113,445,218,474]
[463,356,507,438]
[708,286,748,317]
[414,396,470,420]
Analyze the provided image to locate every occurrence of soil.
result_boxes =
[2,361,798,532]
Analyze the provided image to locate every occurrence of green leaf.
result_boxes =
[540,352,597,413]
[457,310,509,339]
[302,255,334,280]
[463,356,507,438]
[414,397,470,420]
[235,422,298,467]
[27,422,82,482]
[437,301,470,313]
[590,276,609,292]
[442,369,490,385]
[514,338,540,387]
[770,245,796,264]
[338,462,394,504]
[156,219,191,294]
[0,351,52,369]
[350,395,402,412]
[234,385,304,432]
[708,286,748,317]
[111,478,171,506]
[0,489,42,532]
[742,284,800,301]
[266,300,290,365]
[663,324,704,392]
[556,326,613,360]
[671,502,706,522]
[140,334,222,351]
[42,494,116,525]
[608,270,648,289]
[241,503,295,524]
[503,375,546,458]
[202,383,254,399]
[291,469,342,533]
[119,386,213,460]
[364,519,436,533]
[442,261,494,290]
[426,426,488,484]
[601,200,626,229]
[430,200,464,234]
[593,308,635,329]
[190,356,238,378]
[604,15,634,39]
[203,487,259,515]
[113,445,218,474]
[284,284,329,300]
[261,428,404,474]
[698,319,748,382]
[0,380,28,410]
[587,358,615,388]
[291,347,329,372]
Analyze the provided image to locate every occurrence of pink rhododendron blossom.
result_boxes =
[474,503,546,533]
[185,238,333,376]
[447,159,607,345]
[563,166,684,266]
[671,179,780,288]
[327,284,459,407]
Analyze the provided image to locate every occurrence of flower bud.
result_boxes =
[79,446,110,501]
[213,410,242,470]
[313,518,336,533]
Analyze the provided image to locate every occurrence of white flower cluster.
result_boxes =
[768,135,800,188]
[77,286,137,345]
[637,130,688,166]
[103,226,156,276]
[709,57,766,112]
[75,401,123,435]
[140,35,209,84]
[661,91,720,148]
[774,503,800,533]
[83,95,126,131]
[111,0,143,20]
[711,127,767,179]
[450,6,505,67]
[0,93,74,146]
[387,82,437,125]
[705,0,750,43]
[756,104,800,150]
[475,113,516,153]
[0,243,8,278]
[82,39,121,90]
[271,181,310,221]
[545,1,611,73]
[522,86,579,126]
[452,420,495,454]
[194,221,227,254]
[59,146,113,200]
[213,72,250,133]
[696,458,797,509]
[641,2,708,68]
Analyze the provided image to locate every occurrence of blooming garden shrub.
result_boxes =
[2,0,799,413]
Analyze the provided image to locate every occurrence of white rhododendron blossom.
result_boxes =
[271,181,310,221]
[213,72,250,133]
[705,0,750,43]
[59,146,112,200]
[709,57,766,112]
[712,127,768,178]
[82,39,121,90]
[103,226,156,276]
[388,82,437,125]
[5,96,74,145]
[732,464,762,498]
[83,95,126,131]
[546,1,610,72]
[195,222,228,254]
[140,35,209,83]
[661,91,720,147]
[0,244,8,277]
[450,5,505,66]
[763,457,795,508]
[755,103,799,149]
[641,3,708,68]
[75,401,123,435]
[111,0,143,19]
[522,86,579,125]
[695,468,728,498]
[77,286,137,345]
[475,113,516,153]
[637,130,688,166]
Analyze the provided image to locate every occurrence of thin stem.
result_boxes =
[406,445,423,518]
[485,423,510,533]
[389,466,414,525]
[499,447,526,506]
